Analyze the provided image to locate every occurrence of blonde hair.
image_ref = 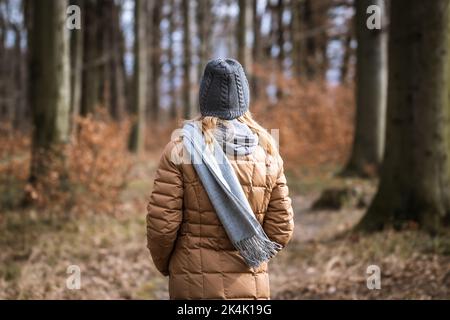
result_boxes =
[185,111,278,156]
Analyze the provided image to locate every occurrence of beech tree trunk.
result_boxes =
[109,0,127,120]
[29,0,71,179]
[168,0,177,120]
[149,1,161,121]
[252,0,262,97]
[70,0,83,131]
[237,0,253,69]
[197,0,212,73]
[81,0,100,115]
[128,0,147,153]
[276,0,284,70]
[182,0,194,119]
[343,0,387,176]
[291,0,304,78]
[359,0,450,232]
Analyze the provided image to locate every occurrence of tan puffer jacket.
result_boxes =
[146,138,294,299]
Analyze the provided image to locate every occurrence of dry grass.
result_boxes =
[1,171,449,300]
[0,210,167,299]
[272,229,450,300]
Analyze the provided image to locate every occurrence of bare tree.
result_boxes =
[109,0,127,120]
[252,0,263,97]
[291,0,331,80]
[291,0,305,78]
[168,0,178,119]
[28,0,71,180]
[70,0,83,131]
[97,0,127,120]
[359,0,450,232]
[276,0,284,70]
[196,0,212,73]
[342,0,387,176]
[12,17,27,130]
[128,0,147,153]
[0,0,8,123]
[237,0,253,69]
[339,24,354,84]
[182,0,194,118]
[150,1,162,121]
[81,0,100,115]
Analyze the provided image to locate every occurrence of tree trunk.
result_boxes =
[196,0,212,74]
[303,0,316,80]
[98,0,111,112]
[13,25,27,130]
[358,0,450,232]
[339,21,354,85]
[276,0,284,71]
[168,0,177,120]
[0,0,7,122]
[296,0,331,80]
[275,0,285,98]
[109,0,127,120]
[224,0,236,57]
[252,0,262,97]
[145,0,154,120]
[182,0,194,119]
[81,0,100,116]
[150,2,162,121]
[237,0,253,69]
[70,0,83,132]
[128,0,147,153]
[94,0,126,121]
[343,0,387,177]
[291,0,303,78]
[29,0,71,179]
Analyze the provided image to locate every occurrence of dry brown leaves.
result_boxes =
[67,112,133,214]
[252,75,354,174]
[1,110,133,215]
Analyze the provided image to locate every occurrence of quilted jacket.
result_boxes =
[146,138,294,299]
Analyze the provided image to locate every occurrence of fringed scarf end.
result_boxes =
[234,235,283,268]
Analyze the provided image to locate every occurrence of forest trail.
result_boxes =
[1,159,449,300]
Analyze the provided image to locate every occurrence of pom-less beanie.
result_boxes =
[199,58,250,120]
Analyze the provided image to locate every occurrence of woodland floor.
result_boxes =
[1,158,450,300]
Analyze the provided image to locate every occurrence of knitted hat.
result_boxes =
[199,58,250,120]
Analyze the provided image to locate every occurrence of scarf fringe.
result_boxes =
[234,235,283,268]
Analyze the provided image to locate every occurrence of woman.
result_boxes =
[146,58,294,300]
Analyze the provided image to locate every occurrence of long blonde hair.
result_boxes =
[185,111,278,156]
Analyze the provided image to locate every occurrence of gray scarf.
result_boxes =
[182,120,282,268]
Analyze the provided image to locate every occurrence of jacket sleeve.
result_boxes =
[146,140,184,276]
[263,156,294,247]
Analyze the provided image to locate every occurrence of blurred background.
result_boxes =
[0,0,449,299]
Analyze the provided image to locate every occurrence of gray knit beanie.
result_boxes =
[199,58,250,120]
